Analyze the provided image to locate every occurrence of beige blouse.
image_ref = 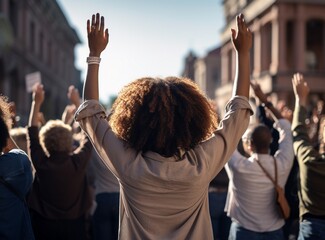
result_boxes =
[75,96,252,240]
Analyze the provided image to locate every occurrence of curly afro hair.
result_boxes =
[109,76,218,157]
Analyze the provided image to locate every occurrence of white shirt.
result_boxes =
[225,119,294,232]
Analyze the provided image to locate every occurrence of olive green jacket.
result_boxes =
[292,104,325,219]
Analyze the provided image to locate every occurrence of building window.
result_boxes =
[30,21,35,52]
[9,0,18,35]
[286,20,294,68]
[306,19,324,71]
[39,32,44,60]
[47,41,52,66]
[261,22,272,72]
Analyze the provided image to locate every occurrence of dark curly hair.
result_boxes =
[0,96,12,151]
[109,76,218,157]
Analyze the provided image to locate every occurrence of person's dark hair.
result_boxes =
[0,116,10,151]
[0,96,12,151]
[109,76,218,157]
[251,124,272,152]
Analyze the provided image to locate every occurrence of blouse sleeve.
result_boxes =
[196,96,253,180]
[75,100,137,178]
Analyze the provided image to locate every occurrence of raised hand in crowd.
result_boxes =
[250,81,268,104]
[231,13,252,98]
[87,14,109,57]
[251,81,283,120]
[67,85,81,108]
[28,83,45,128]
[62,85,81,125]
[84,13,109,101]
[292,73,309,108]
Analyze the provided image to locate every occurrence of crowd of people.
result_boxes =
[0,12,324,240]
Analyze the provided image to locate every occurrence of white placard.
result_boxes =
[25,71,42,92]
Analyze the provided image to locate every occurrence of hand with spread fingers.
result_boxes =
[292,73,309,107]
[84,13,109,101]
[32,83,45,106]
[87,13,109,57]
[251,81,268,104]
[67,85,81,108]
[231,13,252,99]
[231,13,252,54]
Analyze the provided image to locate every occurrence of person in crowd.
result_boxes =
[291,73,325,240]
[88,151,120,240]
[225,82,294,240]
[0,95,34,240]
[27,83,93,240]
[10,126,36,177]
[74,12,252,239]
[252,83,300,239]
[64,84,121,239]
[10,126,28,153]
[305,99,325,151]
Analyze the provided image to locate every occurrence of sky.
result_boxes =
[56,0,225,103]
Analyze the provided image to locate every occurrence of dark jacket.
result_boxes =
[27,126,93,219]
[0,149,34,239]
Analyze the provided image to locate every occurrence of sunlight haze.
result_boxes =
[56,0,225,103]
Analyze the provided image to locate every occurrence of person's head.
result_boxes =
[240,127,253,157]
[0,116,9,152]
[0,96,12,152]
[39,120,73,155]
[319,116,325,154]
[317,100,325,116]
[322,118,325,143]
[109,76,218,157]
[10,127,27,153]
[249,124,272,154]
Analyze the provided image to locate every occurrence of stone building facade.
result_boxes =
[182,51,198,81]
[0,0,82,125]
[182,47,221,102]
[194,47,221,100]
[217,0,325,112]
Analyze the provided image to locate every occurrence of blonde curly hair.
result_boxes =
[39,120,73,155]
[0,95,12,129]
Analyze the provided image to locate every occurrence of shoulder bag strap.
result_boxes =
[273,156,278,186]
[255,158,277,186]
[0,176,27,204]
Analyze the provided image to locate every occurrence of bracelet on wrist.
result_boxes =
[262,101,273,108]
[86,56,101,65]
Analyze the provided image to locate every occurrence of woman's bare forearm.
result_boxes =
[83,63,100,101]
[233,52,250,98]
